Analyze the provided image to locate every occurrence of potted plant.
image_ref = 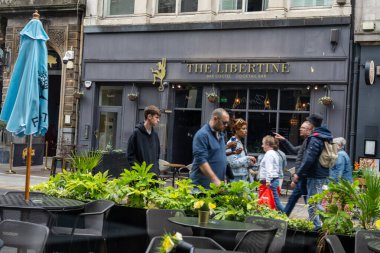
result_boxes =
[128,84,139,101]
[127,92,138,101]
[318,96,333,106]
[206,92,218,103]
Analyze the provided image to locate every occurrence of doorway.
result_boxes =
[46,50,61,156]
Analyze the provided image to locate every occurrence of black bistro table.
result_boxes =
[169,216,264,250]
[368,240,380,253]
[0,193,84,211]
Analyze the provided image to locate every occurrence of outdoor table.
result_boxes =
[0,193,84,211]
[163,163,186,186]
[169,216,265,250]
[368,240,380,253]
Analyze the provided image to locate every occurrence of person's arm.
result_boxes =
[193,132,222,186]
[199,162,221,186]
[274,133,299,155]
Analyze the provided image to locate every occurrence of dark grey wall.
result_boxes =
[82,25,351,83]
[356,45,380,160]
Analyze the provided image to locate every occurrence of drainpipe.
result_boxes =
[347,0,359,161]
[349,53,360,161]
[74,13,84,151]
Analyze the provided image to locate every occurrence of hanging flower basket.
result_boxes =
[318,96,333,106]
[128,93,138,101]
[207,94,218,103]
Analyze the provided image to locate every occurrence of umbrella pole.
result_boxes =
[25,135,32,201]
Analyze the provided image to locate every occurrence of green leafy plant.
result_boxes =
[309,171,380,232]
[107,162,164,208]
[69,150,103,174]
[288,218,314,232]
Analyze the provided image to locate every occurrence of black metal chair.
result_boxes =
[0,219,49,253]
[146,209,193,240]
[145,236,225,253]
[0,205,52,227]
[49,199,115,253]
[325,235,346,253]
[234,228,278,253]
[243,216,288,253]
[355,230,380,253]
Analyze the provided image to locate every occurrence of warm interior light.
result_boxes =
[306,85,311,90]
[314,85,318,90]
[290,116,299,126]
[264,92,271,110]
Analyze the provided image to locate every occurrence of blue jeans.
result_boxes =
[307,178,327,230]
[284,179,307,216]
[269,178,285,212]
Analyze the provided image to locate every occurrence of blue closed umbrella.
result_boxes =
[0,12,49,200]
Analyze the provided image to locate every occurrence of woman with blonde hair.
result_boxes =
[259,135,286,212]
[226,118,256,182]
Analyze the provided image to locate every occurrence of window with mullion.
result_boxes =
[291,0,332,7]
[220,0,243,11]
[181,0,198,12]
[108,0,134,16]
[158,0,177,13]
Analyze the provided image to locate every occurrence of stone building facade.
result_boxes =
[0,0,85,157]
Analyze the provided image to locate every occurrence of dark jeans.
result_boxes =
[284,179,307,216]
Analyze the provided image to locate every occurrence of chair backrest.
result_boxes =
[0,206,52,226]
[159,159,170,172]
[83,200,115,234]
[234,228,278,253]
[245,216,288,253]
[145,236,224,253]
[0,219,49,253]
[325,235,346,253]
[146,209,192,240]
[355,230,380,253]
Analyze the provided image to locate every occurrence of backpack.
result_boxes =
[319,141,339,168]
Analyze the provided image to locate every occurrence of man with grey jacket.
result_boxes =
[274,120,313,216]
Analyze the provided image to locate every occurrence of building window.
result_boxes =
[99,87,123,106]
[107,0,134,16]
[220,0,242,11]
[220,87,311,154]
[219,0,268,12]
[157,0,198,14]
[181,0,198,12]
[291,0,332,8]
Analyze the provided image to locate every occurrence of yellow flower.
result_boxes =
[375,219,380,229]
[208,202,216,210]
[194,200,204,209]
[162,236,174,253]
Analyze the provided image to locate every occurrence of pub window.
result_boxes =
[220,87,311,154]
[106,0,135,16]
[291,0,332,8]
[99,87,123,106]
[157,0,198,14]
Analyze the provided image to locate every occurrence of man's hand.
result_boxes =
[293,173,299,183]
[212,177,221,187]
[290,181,297,189]
[274,132,285,141]
[266,181,271,187]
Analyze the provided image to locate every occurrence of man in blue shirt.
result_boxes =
[190,108,229,188]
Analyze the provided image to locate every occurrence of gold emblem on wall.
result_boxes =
[22,148,35,160]
[151,58,166,92]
